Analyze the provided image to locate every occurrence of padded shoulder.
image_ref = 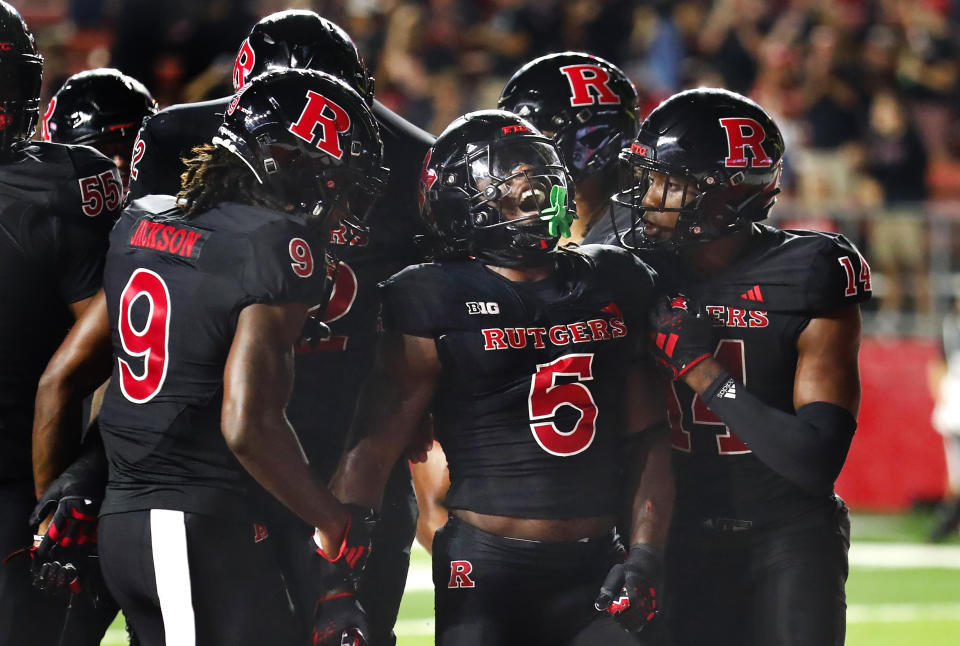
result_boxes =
[379,262,464,337]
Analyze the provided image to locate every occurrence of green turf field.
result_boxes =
[98,511,960,645]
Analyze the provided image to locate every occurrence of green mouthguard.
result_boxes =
[539,184,574,238]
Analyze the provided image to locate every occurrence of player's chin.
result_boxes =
[642,222,675,240]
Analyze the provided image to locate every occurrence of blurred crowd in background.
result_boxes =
[23,0,960,335]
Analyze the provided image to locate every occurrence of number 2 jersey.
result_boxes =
[98,196,329,519]
[0,142,119,481]
[653,225,872,528]
[380,245,657,519]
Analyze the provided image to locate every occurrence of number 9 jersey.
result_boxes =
[98,196,330,520]
[380,244,658,519]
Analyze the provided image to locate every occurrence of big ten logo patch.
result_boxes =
[448,560,476,589]
[466,301,499,315]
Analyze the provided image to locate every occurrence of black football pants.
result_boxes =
[664,498,850,646]
[0,479,118,646]
[357,459,418,646]
[432,515,642,646]
[98,509,298,646]
[257,459,418,646]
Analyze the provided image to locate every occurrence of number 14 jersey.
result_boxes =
[98,197,329,519]
[656,226,872,527]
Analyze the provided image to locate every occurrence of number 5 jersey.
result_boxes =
[380,245,658,519]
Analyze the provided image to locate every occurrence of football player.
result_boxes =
[46,11,434,646]
[616,88,870,646]
[499,51,639,245]
[331,110,674,645]
[42,68,158,192]
[31,69,387,646]
[412,51,642,552]
[0,3,125,645]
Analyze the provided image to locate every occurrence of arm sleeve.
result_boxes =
[378,265,443,337]
[56,217,109,304]
[804,234,872,314]
[700,372,856,495]
[127,116,181,200]
[241,219,330,306]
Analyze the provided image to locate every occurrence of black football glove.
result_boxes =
[312,591,370,646]
[30,495,100,562]
[32,551,110,606]
[28,494,104,603]
[648,294,715,380]
[313,504,378,590]
[594,544,662,628]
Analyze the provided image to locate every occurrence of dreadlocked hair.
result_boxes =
[177,144,284,218]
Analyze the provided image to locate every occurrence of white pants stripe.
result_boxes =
[150,509,196,646]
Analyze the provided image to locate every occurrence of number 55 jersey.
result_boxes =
[98,196,330,519]
[657,226,872,528]
[380,245,657,518]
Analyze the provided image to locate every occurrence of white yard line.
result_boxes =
[846,602,960,623]
[849,542,960,568]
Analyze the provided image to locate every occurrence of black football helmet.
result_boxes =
[214,69,387,228]
[614,88,784,251]
[0,0,43,154]
[232,10,373,105]
[498,52,637,183]
[41,68,158,148]
[419,109,575,267]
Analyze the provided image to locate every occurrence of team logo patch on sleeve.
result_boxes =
[129,218,206,260]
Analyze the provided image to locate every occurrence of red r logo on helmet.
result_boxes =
[288,91,352,160]
[232,38,255,90]
[41,97,56,141]
[559,65,621,107]
[417,148,437,212]
[718,118,772,168]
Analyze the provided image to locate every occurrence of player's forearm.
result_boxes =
[332,438,401,510]
[624,424,674,547]
[223,410,348,547]
[33,378,84,496]
[683,360,856,494]
[335,336,438,508]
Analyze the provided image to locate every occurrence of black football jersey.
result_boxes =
[380,245,658,519]
[653,226,872,527]
[127,96,434,473]
[97,196,329,518]
[0,142,120,480]
[125,96,228,201]
[288,101,433,471]
[579,200,635,247]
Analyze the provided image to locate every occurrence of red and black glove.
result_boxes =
[31,495,100,560]
[648,294,715,380]
[313,504,378,590]
[312,590,370,646]
[24,493,102,599]
[594,544,662,630]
